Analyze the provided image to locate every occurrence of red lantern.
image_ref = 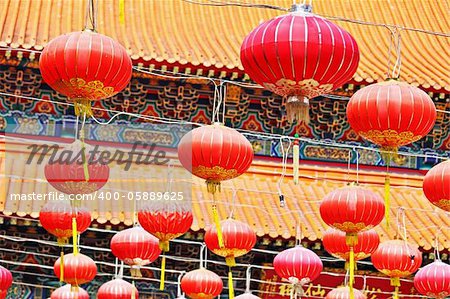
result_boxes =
[235,293,260,299]
[44,140,110,195]
[39,30,132,116]
[177,124,253,194]
[110,226,161,277]
[347,81,436,151]
[0,265,12,299]
[326,286,366,299]
[97,278,139,299]
[414,260,450,299]
[53,253,97,286]
[372,240,422,299]
[323,228,379,267]
[181,268,223,299]
[51,284,89,299]
[273,246,322,297]
[423,160,450,212]
[39,201,91,244]
[240,4,359,123]
[205,218,256,267]
[320,185,385,238]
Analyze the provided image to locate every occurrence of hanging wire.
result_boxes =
[391,28,403,79]
[84,0,97,31]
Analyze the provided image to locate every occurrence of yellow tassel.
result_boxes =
[74,98,93,117]
[60,250,64,282]
[212,204,224,248]
[79,134,90,182]
[131,281,136,299]
[225,256,236,267]
[385,174,391,228]
[391,277,400,287]
[72,217,78,256]
[228,270,235,299]
[119,0,125,24]
[349,247,355,288]
[57,237,68,246]
[159,240,170,252]
[345,233,358,247]
[159,254,166,290]
[206,180,221,194]
[393,286,399,299]
[293,137,300,185]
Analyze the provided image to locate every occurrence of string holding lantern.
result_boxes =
[347,80,437,225]
[422,160,450,212]
[325,286,366,299]
[181,268,223,299]
[204,217,256,299]
[323,228,379,270]
[240,3,359,123]
[372,239,422,299]
[0,265,12,299]
[110,226,161,277]
[51,284,89,299]
[320,185,385,299]
[273,245,323,298]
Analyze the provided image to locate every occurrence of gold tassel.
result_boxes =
[119,0,125,24]
[349,246,355,299]
[212,203,224,248]
[159,240,170,252]
[60,250,64,282]
[385,174,391,228]
[225,256,236,267]
[74,98,93,117]
[228,269,235,299]
[293,136,300,185]
[159,253,166,290]
[79,130,90,182]
[57,237,68,246]
[131,281,136,299]
[72,217,78,256]
[206,180,221,194]
[130,267,142,278]
[286,96,310,123]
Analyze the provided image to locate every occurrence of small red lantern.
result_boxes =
[53,253,97,286]
[97,278,139,299]
[273,246,322,297]
[323,228,379,268]
[0,265,12,299]
[39,30,132,116]
[414,260,450,299]
[240,4,359,123]
[110,226,161,277]
[177,124,253,194]
[423,160,450,212]
[181,268,223,299]
[326,286,366,299]
[205,218,256,267]
[372,240,422,299]
[235,293,260,299]
[39,201,92,244]
[44,140,110,195]
[51,284,89,299]
[347,81,436,151]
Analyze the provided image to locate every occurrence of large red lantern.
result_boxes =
[39,201,92,244]
[326,286,366,299]
[240,4,359,123]
[51,284,89,299]
[178,124,253,194]
[347,80,436,151]
[372,240,422,299]
[414,260,450,299]
[97,278,139,299]
[273,246,322,297]
[323,228,379,268]
[53,253,97,286]
[138,201,193,290]
[0,265,12,299]
[181,268,223,299]
[110,226,161,277]
[423,160,450,212]
[39,30,132,116]
[44,140,110,195]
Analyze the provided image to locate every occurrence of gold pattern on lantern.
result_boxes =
[435,199,450,212]
[381,269,414,277]
[263,78,333,98]
[55,78,115,100]
[61,181,103,195]
[332,222,372,233]
[212,248,250,259]
[192,165,239,181]
[359,130,422,147]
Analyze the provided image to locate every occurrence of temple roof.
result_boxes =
[0,0,448,91]
[1,141,449,251]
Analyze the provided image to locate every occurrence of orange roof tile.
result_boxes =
[0,0,448,91]
[1,140,449,251]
